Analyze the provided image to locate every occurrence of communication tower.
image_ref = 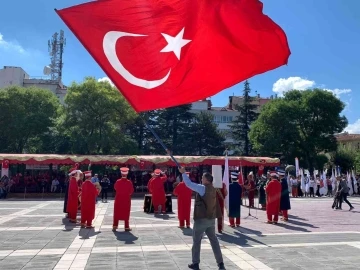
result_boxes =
[47,30,66,81]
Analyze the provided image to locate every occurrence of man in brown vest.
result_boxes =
[179,167,225,270]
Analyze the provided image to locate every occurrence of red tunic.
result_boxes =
[114,178,134,221]
[148,175,167,206]
[247,180,256,206]
[265,179,281,215]
[173,182,192,221]
[66,177,79,214]
[81,181,99,222]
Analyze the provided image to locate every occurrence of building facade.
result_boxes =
[190,95,271,147]
[0,66,67,103]
[335,132,360,151]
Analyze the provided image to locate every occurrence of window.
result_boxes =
[213,115,233,123]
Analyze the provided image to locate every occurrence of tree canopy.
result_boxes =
[249,89,348,171]
[230,80,259,156]
[190,112,226,155]
[59,77,137,154]
[0,86,60,153]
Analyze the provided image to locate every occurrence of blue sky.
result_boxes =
[0,0,359,133]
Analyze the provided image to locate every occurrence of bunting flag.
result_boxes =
[320,170,327,196]
[337,166,341,176]
[300,169,306,192]
[295,157,300,177]
[223,155,230,216]
[347,172,353,196]
[1,160,9,178]
[353,170,358,194]
[238,164,244,185]
[331,169,336,191]
[287,172,291,193]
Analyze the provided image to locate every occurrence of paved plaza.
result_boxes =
[0,196,360,270]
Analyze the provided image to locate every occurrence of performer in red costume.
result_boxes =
[216,182,228,233]
[173,172,192,228]
[246,172,256,208]
[148,169,167,214]
[80,171,99,228]
[265,172,282,224]
[113,167,134,232]
[66,166,81,223]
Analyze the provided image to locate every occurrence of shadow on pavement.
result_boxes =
[236,227,263,236]
[180,227,193,236]
[61,217,77,231]
[217,230,267,247]
[288,214,308,221]
[152,213,176,220]
[113,231,138,244]
[286,219,319,229]
[79,228,101,239]
[275,222,311,232]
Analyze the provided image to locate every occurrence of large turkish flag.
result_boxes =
[56,0,290,112]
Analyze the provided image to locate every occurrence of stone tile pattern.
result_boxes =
[0,197,360,269]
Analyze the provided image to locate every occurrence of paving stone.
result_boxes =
[1,197,360,269]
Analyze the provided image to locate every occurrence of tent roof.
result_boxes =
[0,154,279,167]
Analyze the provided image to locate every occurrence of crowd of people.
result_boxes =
[0,168,204,199]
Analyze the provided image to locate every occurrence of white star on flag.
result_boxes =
[160,27,191,60]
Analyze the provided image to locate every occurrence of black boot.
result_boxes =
[218,262,226,270]
[188,263,200,270]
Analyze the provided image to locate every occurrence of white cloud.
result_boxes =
[272,76,351,98]
[324,88,352,98]
[345,119,360,134]
[98,77,114,86]
[0,33,26,54]
[272,77,315,96]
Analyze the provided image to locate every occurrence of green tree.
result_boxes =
[126,111,158,154]
[355,152,360,174]
[249,89,348,171]
[60,77,137,154]
[0,86,60,153]
[332,147,356,173]
[190,112,226,155]
[230,80,259,156]
[151,104,194,155]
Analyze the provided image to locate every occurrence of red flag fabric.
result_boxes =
[56,0,290,112]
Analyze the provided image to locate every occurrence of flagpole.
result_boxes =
[143,119,181,168]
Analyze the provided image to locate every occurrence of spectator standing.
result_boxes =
[100,175,111,203]
[51,177,59,192]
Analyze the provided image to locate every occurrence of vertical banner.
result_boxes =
[300,169,305,192]
[222,155,229,215]
[212,165,223,188]
[347,172,353,196]
[1,160,9,178]
[295,157,300,177]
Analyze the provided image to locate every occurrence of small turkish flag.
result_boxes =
[56,0,290,112]
[2,160,9,169]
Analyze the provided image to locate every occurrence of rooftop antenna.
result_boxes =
[48,30,66,82]
[43,66,51,76]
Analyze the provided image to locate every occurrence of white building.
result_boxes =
[190,96,272,146]
[0,66,67,103]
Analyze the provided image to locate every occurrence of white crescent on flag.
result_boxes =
[103,31,171,89]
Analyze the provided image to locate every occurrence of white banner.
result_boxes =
[295,157,300,177]
[1,168,9,178]
[222,156,230,216]
[212,165,223,188]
